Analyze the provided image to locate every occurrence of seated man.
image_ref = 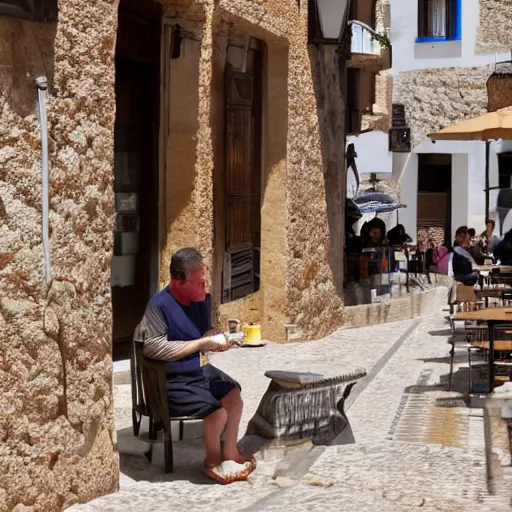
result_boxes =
[135,247,255,483]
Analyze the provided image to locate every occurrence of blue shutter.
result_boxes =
[450,0,462,40]
[416,0,462,43]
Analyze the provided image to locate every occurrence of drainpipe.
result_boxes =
[36,76,52,285]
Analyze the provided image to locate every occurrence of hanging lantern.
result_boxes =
[308,0,351,45]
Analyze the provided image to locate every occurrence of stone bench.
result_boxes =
[245,369,366,446]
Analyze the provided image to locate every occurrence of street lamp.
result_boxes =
[308,0,351,45]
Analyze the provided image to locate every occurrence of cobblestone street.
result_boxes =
[71,301,512,511]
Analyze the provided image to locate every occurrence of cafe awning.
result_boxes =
[428,107,512,141]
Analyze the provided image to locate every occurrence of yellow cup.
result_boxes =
[242,324,261,345]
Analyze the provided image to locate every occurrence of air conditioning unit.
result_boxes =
[0,0,57,22]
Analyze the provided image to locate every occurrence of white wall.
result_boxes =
[346,132,393,199]
[396,138,512,242]
[397,139,490,242]
[390,0,508,72]
[399,152,418,242]
[346,131,393,176]
[349,0,511,241]
[452,153,470,235]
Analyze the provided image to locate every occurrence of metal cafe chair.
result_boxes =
[447,299,486,392]
[465,323,512,394]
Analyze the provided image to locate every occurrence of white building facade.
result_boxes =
[348,0,512,244]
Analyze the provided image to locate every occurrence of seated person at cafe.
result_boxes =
[386,224,413,271]
[450,226,479,286]
[386,224,412,247]
[134,248,255,484]
[361,217,387,248]
[481,218,500,254]
[434,244,451,275]
[493,228,512,265]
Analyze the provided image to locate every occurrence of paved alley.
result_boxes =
[71,304,512,511]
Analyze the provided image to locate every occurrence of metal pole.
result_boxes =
[485,141,490,223]
[36,76,51,285]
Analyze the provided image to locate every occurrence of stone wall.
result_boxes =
[393,66,492,146]
[477,0,512,55]
[160,0,346,341]
[1,0,348,506]
[0,1,119,510]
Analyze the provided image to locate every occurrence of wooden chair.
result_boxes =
[131,339,148,437]
[130,294,213,471]
[131,340,208,472]
[448,283,481,337]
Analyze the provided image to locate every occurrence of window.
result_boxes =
[417,0,461,42]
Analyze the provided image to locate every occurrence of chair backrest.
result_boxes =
[455,283,476,304]
[140,356,171,431]
[131,339,149,417]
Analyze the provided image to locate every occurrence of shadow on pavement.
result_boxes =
[428,329,453,337]
[117,425,214,485]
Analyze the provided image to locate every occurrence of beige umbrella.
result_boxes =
[428,107,512,141]
[428,106,512,228]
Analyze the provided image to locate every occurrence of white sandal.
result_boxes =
[202,460,255,484]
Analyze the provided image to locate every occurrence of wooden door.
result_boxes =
[223,62,262,301]
[226,66,254,249]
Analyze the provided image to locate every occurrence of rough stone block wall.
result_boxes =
[393,66,492,146]
[0,1,119,510]
[163,0,346,341]
[477,0,512,55]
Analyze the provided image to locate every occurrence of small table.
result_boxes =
[477,265,512,274]
[455,308,512,392]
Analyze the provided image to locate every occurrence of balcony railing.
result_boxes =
[350,23,380,56]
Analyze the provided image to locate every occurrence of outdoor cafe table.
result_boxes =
[477,265,512,273]
[476,285,512,305]
[454,308,512,392]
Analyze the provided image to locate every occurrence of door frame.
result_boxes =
[155,18,174,293]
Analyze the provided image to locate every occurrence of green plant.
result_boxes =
[372,33,391,48]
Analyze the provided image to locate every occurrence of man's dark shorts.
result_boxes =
[166,364,240,417]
